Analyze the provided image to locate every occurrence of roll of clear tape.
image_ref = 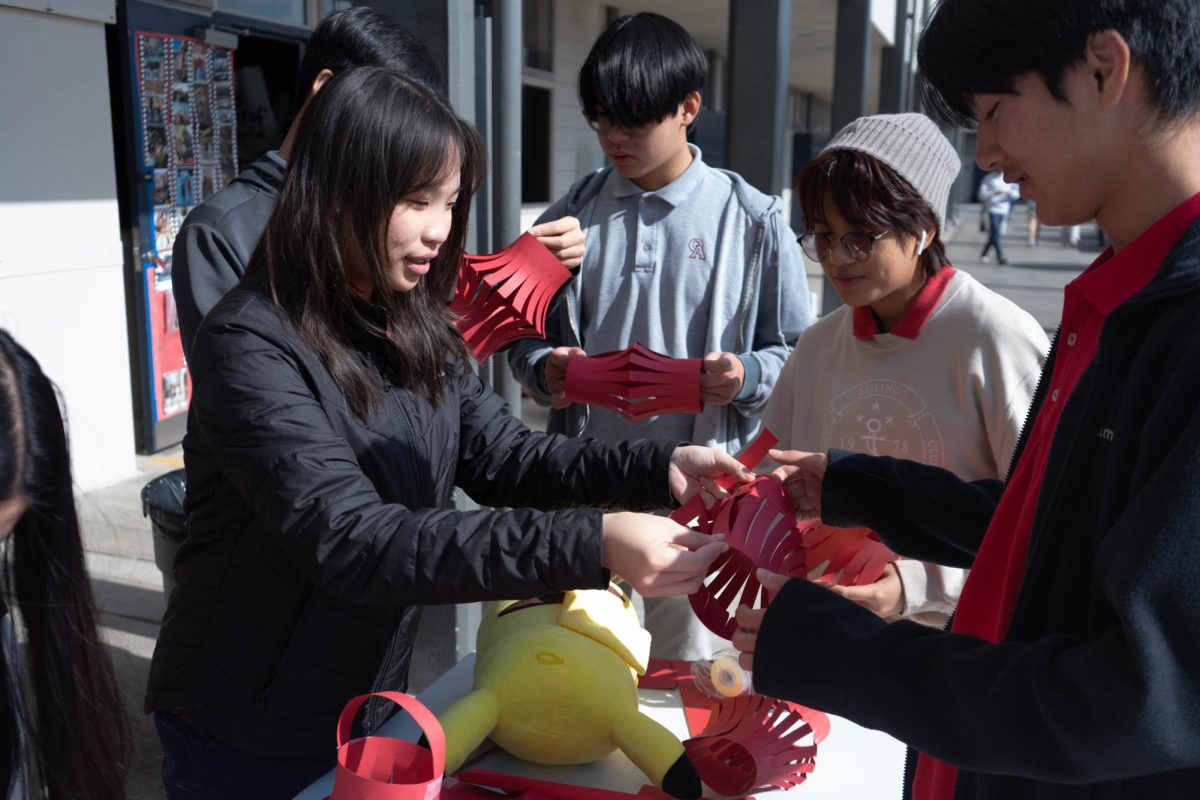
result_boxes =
[710,654,750,697]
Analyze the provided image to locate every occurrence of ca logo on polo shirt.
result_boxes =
[688,238,707,260]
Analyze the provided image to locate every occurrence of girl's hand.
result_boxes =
[529,216,585,269]
[768,448,828,519]
[544,346,586,408]
[732,568,791,671]
[830,562,904,618]
[668,445,754,506]
[601,512,727,597]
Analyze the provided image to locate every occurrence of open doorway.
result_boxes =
[232,34,303,169]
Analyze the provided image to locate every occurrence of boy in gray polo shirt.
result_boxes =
[509,12,812,660]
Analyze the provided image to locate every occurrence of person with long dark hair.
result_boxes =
[145,66,744,799]
[0,330,130,799]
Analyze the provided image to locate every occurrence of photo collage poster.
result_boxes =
[136,31,238,421]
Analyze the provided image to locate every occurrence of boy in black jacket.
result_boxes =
[733,1,1200,798]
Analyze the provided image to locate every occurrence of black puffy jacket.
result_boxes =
[144,283,678,757]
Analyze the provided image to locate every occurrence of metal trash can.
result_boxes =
[141,468,187,599]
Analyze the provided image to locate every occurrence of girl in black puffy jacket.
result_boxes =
[146,66,746,799]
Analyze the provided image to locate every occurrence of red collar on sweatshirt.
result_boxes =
[915,191,1200,800]
[852,267,956,339]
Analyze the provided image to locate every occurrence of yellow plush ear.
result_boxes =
[557,588,651,673]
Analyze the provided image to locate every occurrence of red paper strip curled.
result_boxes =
[669,429,777,530]
[563,344,702,422]
[684,695,830,796]
[679,476,808,640]
[802,522,900,587]
[451,233,571,361]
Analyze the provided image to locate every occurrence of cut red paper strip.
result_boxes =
[802,522,900,587]
[683,695,830,797]
[451,233,572,362]
[679,476,808,640]
[669,430,778,531]
[564,344,701,422]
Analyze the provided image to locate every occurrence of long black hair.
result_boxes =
[0,329,129,799]
[249,66,483,418]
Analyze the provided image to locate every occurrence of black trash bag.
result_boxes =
[141,468,187,543]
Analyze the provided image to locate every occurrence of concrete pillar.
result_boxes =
[824,0,873,315]
[879,0,911,114]
[831,0,872,132]
[488,0,524,416]
[725,0,791,195]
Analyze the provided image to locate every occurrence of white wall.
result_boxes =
[546,0,608,200]
[0,5,138,491]
[870,0,896,46]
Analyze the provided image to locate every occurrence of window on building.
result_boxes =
[318,0,352,18]
[523,0,553,72]
[218,0,306,27]
[522,85,551,203]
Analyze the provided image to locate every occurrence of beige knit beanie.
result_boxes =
[822,113,962,230]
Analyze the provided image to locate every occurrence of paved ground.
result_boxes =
[76,202,1098,798]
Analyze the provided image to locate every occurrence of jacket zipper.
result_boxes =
[723,217,768,452]
[360,389,429,731]
[1003,325,1059,482]
[899,330,1059,797]
[564,284,589,437]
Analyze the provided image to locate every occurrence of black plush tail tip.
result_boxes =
[662,753,702,800]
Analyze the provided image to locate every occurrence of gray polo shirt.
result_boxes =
[579,146,799,444]
[511,146,811,452]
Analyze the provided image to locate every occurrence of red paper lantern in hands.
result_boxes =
[450,233,571,361]
[684,695,830,796]
[802,523,900,587]
[563,344,702,422]
[676,476,808,640]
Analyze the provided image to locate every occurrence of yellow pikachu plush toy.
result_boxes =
[438,585,701,799]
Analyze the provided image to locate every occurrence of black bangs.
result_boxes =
[919,0,1200,128]
[578,13,706,128]
[918,0,1088,128]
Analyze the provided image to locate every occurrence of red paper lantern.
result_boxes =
[451,233,571,361]
[684,695,830,796]
[803,522,899,587]
[563,344,702,422]
[678,476,808,640]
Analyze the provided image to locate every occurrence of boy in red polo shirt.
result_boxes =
[732,1,1200,798]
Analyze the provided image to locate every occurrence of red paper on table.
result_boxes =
[563,344,701,422]
[451,233,571,362]
[801,522,900,587]
[683,695,830,796]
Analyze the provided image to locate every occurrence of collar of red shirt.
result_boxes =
[852,266,956,339]
[1073,191,1200,314]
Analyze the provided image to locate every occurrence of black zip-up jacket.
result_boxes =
[753,220,1200,798]
[172,153,284,359]
[144,284,679,758]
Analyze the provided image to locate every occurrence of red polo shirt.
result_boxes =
[916,192,1200,800]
